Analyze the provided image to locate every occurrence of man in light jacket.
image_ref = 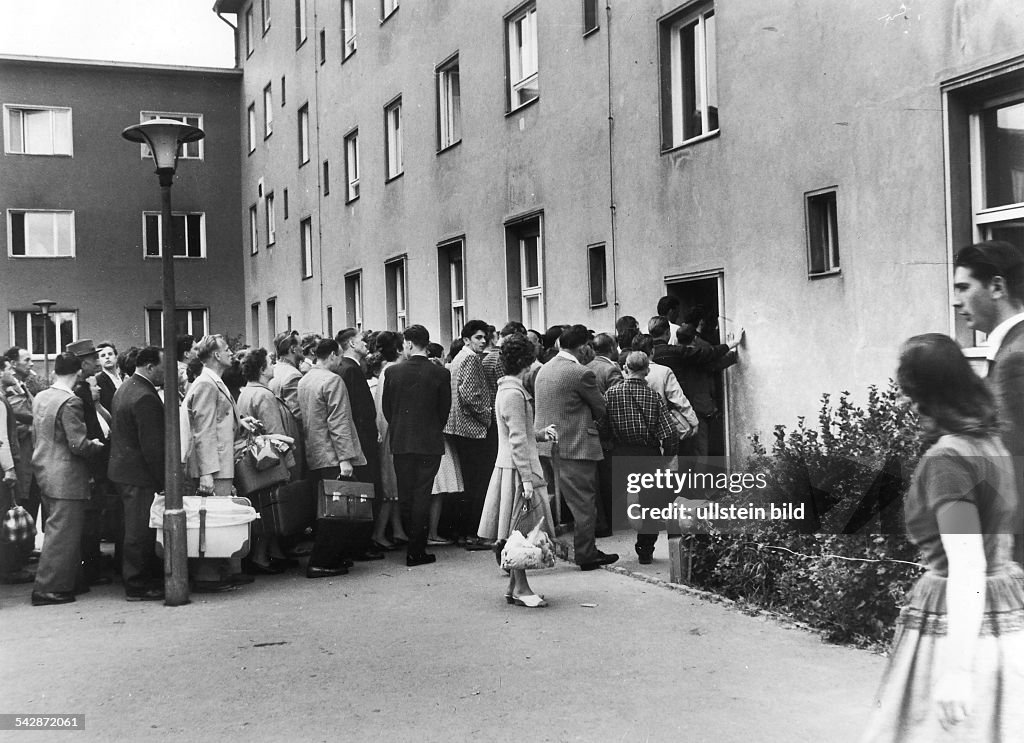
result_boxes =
[298,338,366,579]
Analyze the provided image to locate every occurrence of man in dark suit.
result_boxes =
[649,316,742,463]
[383,325,452,566]
[534,325,618,570]
[108,346,165,601]
[335,328,383,561]
[30,353,106,606]
[953,240,1024,563]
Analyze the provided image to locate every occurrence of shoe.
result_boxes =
[637,553,653,565]
[244,561,285,575]
[229,573,255,585]
[512,593,548,608]
[406,553,436,567]
[505,592,545,604]
[391,536,409,546]
[125,588,164,601]
[427,536,454,546]
[31,591,76,606]
[1,569,35,585]
[371,538,398,551]
[579,552,619,571]
[306,565,349,579]
[192,580,238,593]
[465,538,494,552]
[342,558,355,568]
[352,549,385,561]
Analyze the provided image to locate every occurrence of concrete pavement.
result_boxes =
[0,537,885,742]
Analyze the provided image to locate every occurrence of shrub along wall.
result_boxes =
[688,382,928,647]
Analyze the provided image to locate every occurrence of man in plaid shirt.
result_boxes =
[604,351,679,564]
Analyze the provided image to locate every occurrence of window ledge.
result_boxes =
[345,195,360,205]
[385,171,404,184]
[342,49,356,63]
[144,256,206,261]
[660,129,720,154]
[583,27,600,39]
[4,152,74,158]
[296,37,307,50]
[8,255,76,259]
[808,269,841,280]
[506,96,540,117]
[264,132,273,141]
[437,139,462,155]
[380,9,398,24]
[589,301,609,309]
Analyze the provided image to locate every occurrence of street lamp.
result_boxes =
[32,299,57,382]
[122,118,205,607]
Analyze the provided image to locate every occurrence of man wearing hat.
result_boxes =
[30,352,106,605]
[66,339,114,586]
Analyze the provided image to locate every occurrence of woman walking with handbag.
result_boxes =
[478,333,557,608]
[861,334,1024,741]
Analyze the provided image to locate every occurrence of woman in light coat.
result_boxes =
[478,334,557,608]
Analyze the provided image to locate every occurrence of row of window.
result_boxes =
[3,107,204,159]
[9,307,208,359]
[4,210,207,259]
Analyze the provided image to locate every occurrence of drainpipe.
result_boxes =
[605,0,619,320]
[215,12,239,68]
[312,1,326,327]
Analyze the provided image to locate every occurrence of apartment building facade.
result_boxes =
[216,0,1024,455]
[0,55,244,358]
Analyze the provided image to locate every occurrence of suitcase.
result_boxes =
[317,479,375,522]
[253,480,316,536]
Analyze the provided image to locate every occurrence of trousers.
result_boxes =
[555,458,600,565]
[393,454,442,558]
[33,496,87,594]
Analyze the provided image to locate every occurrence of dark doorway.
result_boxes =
[665,275,729,457]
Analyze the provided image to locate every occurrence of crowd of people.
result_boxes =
[0,295,741,607]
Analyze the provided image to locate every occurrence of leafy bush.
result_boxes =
[687,382,928,647]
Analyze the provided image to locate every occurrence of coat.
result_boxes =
[182,368,240,480]
[443,346,490,439]
[533,354,606,461]
[297,366,366,470]
[383,356,452,457]
[107,373,164,490]
[32,385,105,500]
[988,320,1024,560]
[269,360,303,422]
[494,376,545,488]
[585,355,623,394]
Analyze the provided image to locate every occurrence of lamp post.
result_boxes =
[32,299,57,382]
[122,119,205,607]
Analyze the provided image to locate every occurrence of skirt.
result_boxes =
[860,562,1024,742]
[477,466,554,542]
[432,437,464,495]
[377,429,399,503]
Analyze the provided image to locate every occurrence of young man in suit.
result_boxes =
[383,325,452,566]
[335,328,383,561]
[108,346,165,601]
[534,324,618,570]
[95,341,122,413]
[30,353,106,605]
[953,240,1024,564]
[298,338,367,578]
[269,331,304,423]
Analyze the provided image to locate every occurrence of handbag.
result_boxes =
[2,483,36,545]
[234,435,290,496]
[500,517,556,571]
[317,479,375,522]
